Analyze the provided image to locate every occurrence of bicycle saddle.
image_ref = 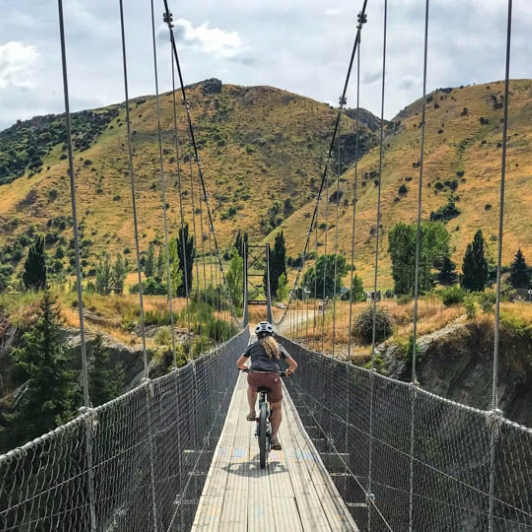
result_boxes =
[257,386,271,393]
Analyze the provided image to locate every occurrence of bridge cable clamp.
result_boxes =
[486,408,504,432]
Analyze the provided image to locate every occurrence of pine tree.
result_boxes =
[22,234,47,290]
[461,229,489,292]
[438,255,458,286]
[176,223,195,297]
[7,291,79,448]
[509,248,530,289]
[144,243,155,278]
[264,231,287,298]
[88,334,125,407]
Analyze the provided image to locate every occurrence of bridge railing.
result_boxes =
[0,328,250,532]
[279,336,532,532]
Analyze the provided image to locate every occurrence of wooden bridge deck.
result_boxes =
[192,373,358,531]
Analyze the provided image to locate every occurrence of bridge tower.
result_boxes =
[243,243,274,326]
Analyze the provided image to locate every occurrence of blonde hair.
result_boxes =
[259,335,281,359]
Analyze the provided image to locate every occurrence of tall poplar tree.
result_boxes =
[264,231,287,298]
[144,243,155,278]
[176,223,195,297]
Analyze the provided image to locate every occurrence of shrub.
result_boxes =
[440,286,466,306]
[477,291,496,313]
[154,327,172,346]
[398,184,408,195]
[354,306,393,344]
[464,295,477,319]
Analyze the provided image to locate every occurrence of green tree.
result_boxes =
[22,234,47,290]
[388,221,450,295]
[176,223,195,297]
[95,251,112,295]
[437,255,458,286]
[155,246,164,283]
[234,230,248,259]
[113,253,128,295]
[276,273,289,301]
[350,274,366,302]
[144,243,155,278]
[265,231,287,298]
[168,238,183,296]
[461,229,489,292]
[7,292,79,448]
[509,248,530,289]
[88,334,125,407]
[302,254,348,299]
[226,247,244,311]
[0,263,14,293]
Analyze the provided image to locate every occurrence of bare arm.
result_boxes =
[285,357,298,377]
[236,354,249,371]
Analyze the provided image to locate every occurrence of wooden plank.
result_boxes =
[192,372,359,531]
[285,387,359,531]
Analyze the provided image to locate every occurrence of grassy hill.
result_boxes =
[277,80,532,288]
[1,79,531,292]
[0,80,378,284]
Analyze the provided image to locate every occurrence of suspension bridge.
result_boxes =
[1,0,532,530]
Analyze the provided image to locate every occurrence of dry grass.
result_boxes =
[283,297,465,361]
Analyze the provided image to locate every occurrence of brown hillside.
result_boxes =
[278,80,532,288]
[0,80,376,280]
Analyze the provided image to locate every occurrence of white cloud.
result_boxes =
[324,9,342,16]
[0,41,38,89]
[174,18,245,59]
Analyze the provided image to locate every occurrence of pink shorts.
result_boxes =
[247,373,283,403]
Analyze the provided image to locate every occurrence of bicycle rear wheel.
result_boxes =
[258,403,268,468]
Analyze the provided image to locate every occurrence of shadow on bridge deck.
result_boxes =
[192,373,358,531]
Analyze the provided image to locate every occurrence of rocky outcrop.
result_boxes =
[383,317,532,427]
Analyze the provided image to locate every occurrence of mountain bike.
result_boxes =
[242,370,286,468]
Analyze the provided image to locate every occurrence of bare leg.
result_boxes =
[270,401,283,441]
[247,387,257,414]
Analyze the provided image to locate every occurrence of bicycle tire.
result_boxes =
[258,403,268,469]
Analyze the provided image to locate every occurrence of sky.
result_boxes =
[1,0,531,132]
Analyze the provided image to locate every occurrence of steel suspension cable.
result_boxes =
[489,2,513,530]
[118,0,148,374]
[186,130,201,301]
[369,1,388,529]
[409,1,430,529]
[150,0,177,367]
[274,0,369,326]
[118,1,157,528]
[347,40,363,360]
[169,45,192,342]
[56,1,96,529]
[162,2,240,326]
[321,166,331,353]
[332,120,342,357]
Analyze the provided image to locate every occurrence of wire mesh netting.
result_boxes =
[0,328,249,532]
[279,336,532,532]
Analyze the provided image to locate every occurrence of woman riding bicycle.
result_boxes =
[236,321,298,451]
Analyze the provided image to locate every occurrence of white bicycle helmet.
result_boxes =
[254,321,274,337]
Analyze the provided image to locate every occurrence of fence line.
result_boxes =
[0,329,249,532]
[279,336,532,531]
